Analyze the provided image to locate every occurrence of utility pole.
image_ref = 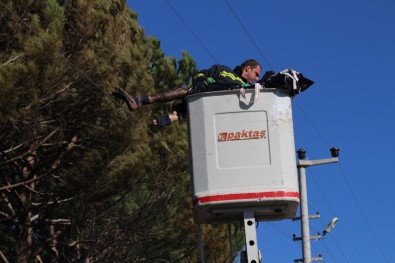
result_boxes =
[293,147,339,263]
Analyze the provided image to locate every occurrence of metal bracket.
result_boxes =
[243,210,260,263]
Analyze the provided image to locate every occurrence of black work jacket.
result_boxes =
[189,64,248,94]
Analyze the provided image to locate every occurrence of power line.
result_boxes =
[337,162,391,263]
[223,1,359,260]
[310,172,367,263]
[293,101,333,147]
[224,0,274,71]
[164,0,219,64]
[158,2,395,262]
[224,1,393,262]
[162,1,392,262]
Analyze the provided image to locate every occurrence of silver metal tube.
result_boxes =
[228,223,233,263]
[298,166,312,263]
[198,224,206,263]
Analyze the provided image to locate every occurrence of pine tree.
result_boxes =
[0,1,243,262]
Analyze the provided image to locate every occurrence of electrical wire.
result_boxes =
[164,0,219,64]
[222,1,391,262]
[311,172,367,263]
[162,0,387,261]
[221,1,342,261]
[224,0,274,71]
[293,102,332,147]
[337,162,391,263]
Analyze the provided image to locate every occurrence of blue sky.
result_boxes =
[126,1,395,262]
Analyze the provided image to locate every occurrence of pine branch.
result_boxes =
[0,250,10,263]
[2,54,22,66]
[1,128,60,165]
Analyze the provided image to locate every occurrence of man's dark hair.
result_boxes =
[234,59,261,76]
[240,59,261,70]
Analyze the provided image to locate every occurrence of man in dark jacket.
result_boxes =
[113,59,262,127]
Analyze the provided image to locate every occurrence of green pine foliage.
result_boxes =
[0,0,243,262]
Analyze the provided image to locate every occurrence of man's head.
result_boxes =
[240,59,262,84]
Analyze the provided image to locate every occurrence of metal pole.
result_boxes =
[228,223,233,263]
[243,210,260,263]
[295,148,339,263]
[198,224,206,263]
[298,165,312,263]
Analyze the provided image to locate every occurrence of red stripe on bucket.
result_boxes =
[193,191,299,205]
